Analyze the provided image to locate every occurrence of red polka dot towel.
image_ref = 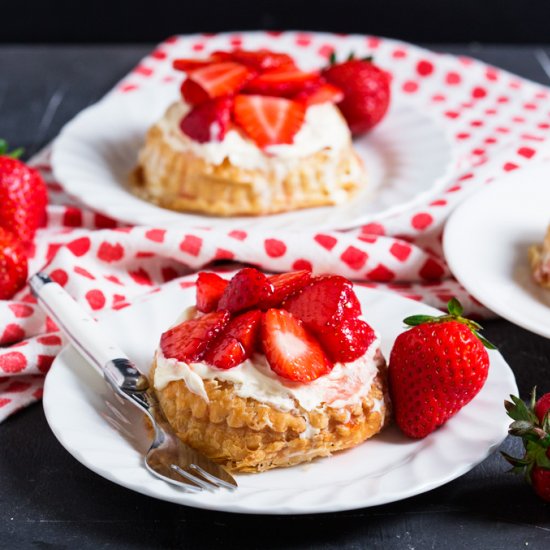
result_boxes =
[2,31,550,422]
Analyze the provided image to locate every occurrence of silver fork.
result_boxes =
[30,272,237,493]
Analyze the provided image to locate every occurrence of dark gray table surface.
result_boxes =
[1,44,550,549]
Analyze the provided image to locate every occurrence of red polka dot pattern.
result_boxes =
[340,246,368,270]
[85,289,106,310]
[314,234,338,251]
[2,31,549,423]
[0,352,27,373]
[97,242,124,262]
[264,239,287,258]
[145,229,166,243]
[180,235,202,256]
[411,213,434,230]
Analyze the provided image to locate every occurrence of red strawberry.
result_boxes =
[389,298,492,439]
[0,143,47,246]
[233,95,305,148]
[322,58,390,135]
[180,97,233,143]
[532,467,550,501]
[261,308,333,382]
[212,50,297,72]
[0,227,28,299]
[243,70,321,98]
[204,309,261,369]
[196,272,228,313]
[502,388,550,502]
[295,82,344,106]
[284,275,362,333]
[260,270,311,309]
[535,392,550,424]
[320,317,376,363]
[160,310,229,363]
[173,58,219,72]
[217,267,273,313]
[188,62,254,99]
[180,78,210,106]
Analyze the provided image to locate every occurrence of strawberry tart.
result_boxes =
[132,49,381,217]
[150,269,389,472]
[529,224,550,288]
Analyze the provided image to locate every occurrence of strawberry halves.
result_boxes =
[180,97,234,143]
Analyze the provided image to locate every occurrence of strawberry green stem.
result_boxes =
[0,139,24,159]
[402,297,496,350]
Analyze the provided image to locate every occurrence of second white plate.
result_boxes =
[444,161,550,338]
[43,284,517,514]
[51,85,454,231]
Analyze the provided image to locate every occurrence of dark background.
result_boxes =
[3,0,550,44]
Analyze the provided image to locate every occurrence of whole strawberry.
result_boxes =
[389,298,494,439]
[322,54,391,135]
[502,388,550,502]
[0,140,48,246]
[0,227,28,299]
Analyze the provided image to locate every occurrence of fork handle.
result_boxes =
[30,272,149,393]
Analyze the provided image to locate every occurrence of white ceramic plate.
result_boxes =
[444,162,550,339]
[43,284,517,514]
[51,85,454,232]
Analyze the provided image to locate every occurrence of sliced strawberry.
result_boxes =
[196,272,229,313]
[180,97,233,143]
[188,62,254,98]
[173,58,219,72]
[261,309,333,382]
[320,317,376,363]
[180,78,210,105]
[233,95,305,148]
[217,267,273,313]
[160,310,230,363]
[204,309,261,369]
[212,49,297,72]
[296,82,344,106]
[243,70,321,98]
[260,270,311,309]
[218,267,273,313]
[284,275,362,332]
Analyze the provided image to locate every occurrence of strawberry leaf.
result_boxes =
[530,386,537,412]
[501,451,532,468]
[505,395,535,422]
[403,314,436,326]
[401,297,497,350]
[0,139,23,159]
[476,333,497,350]
[447,297,463,317]
[527,440,550,468]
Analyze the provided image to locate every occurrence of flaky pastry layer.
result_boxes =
[529,225,550,288]
[151,360,390,473]
[132,123,366,217]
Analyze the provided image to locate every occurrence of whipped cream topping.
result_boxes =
[154,310,385,413]
[157,100,353,173]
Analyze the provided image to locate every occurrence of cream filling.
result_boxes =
[157,100,353,174]
[154,332,384,413]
